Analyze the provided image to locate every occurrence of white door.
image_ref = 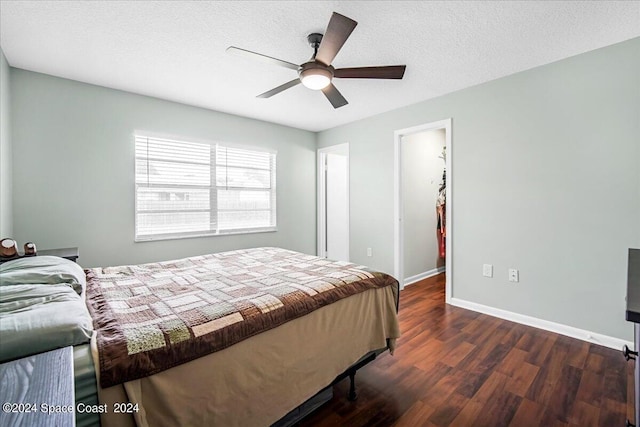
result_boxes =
[326,152,349,261]
[317,144,350,262]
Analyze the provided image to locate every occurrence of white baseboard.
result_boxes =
[449,297,633,351]
[404,267,446,287]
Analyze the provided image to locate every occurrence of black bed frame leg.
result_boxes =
[348,370,357,401]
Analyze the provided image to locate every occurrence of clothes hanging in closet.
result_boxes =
[436,172,446,259]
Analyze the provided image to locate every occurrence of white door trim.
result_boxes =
[317,143,350,259]
[394,119,452,303]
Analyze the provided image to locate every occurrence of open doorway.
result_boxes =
[317,144,350,261]
[394,119,452,303]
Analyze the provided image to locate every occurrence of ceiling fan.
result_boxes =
[227,12,406,109]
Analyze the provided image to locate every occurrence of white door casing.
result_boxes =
[394,119,452,302]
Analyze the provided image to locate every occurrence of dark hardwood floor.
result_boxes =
[301,274,633,426]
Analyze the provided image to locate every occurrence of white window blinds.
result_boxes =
[135,135,276,241]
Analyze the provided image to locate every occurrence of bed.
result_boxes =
[0,247,400,427]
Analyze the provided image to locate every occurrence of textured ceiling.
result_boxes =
[1,1,638,132]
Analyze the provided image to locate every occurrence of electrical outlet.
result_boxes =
[509,269,519,282]
[482,264,493,278]
[367,248,372,257]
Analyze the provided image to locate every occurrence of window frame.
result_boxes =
[134,134,277,242]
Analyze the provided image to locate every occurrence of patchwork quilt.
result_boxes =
[86,247,398,387]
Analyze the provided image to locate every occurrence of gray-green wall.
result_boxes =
[10,70,316,267]
[318,38,640,341]
[0,49,12,238]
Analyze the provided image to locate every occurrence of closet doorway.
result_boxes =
[394,119,452,302]
[317,144,350,261]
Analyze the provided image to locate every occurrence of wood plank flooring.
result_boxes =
[301,274,633,426]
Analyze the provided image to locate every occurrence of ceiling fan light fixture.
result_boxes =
[301,72,331,90]
[299,63,333,90]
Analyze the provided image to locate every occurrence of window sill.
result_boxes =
[135,227,278,243]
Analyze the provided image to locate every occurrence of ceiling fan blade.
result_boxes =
[257,79,301,98]
[226,46,299,71]
[334,65,406,79]
[315,12,357,66]
[321,83,348,108]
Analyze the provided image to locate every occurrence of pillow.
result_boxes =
[0,284,93,362]
[0,256,86,295]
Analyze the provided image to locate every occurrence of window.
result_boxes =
[135,135,276,241]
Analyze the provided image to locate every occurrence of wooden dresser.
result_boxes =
[0,247,79,264]
[625,248,640,427]
[0,347,75,427]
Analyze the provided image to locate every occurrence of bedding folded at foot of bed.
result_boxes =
[0,284,93,362]
[0,256,93,362]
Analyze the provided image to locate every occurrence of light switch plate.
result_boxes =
[483,264,493,278]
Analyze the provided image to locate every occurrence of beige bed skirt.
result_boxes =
[93,285,400,427]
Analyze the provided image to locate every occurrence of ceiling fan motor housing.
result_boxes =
[299,61,334,79]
